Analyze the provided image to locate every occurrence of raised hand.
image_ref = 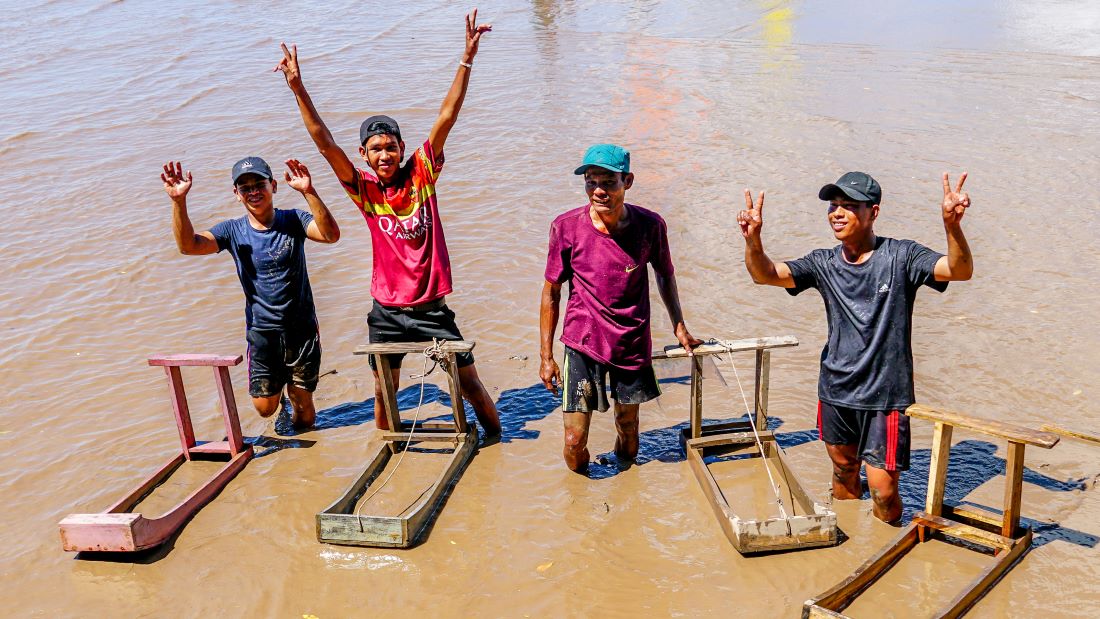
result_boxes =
[284,159,313,194]
[161,161,192,200]
[464,8,492,62]
[274,42,302,91]
[736,188,766,241]
[941,172,970,226]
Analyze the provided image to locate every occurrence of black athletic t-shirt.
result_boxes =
[785,237,947,410]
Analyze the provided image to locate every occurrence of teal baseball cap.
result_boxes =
[574,143,631,175]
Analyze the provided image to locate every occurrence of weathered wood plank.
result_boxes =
[380,432,464,443]
[107,454,186,513]
[375,354,402,436]
[324,442,392,514]
[686,431,773,450]
[653,335,798,359]
[1002,441,1025,538]
[163,366,196,456]
[354,341,475,355]
[1041,424,1100,446]
[944,504,1005,532]
[148,354,242,367]
[213,366,245,456]
[689,356,703,439]
[925,422,954,517]
[754,349,770,430]
[445,352,469,434]
[687,445,737,544]
[906,404,1059,448]
[912,512,1013,551]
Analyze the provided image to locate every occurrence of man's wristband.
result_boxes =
[459,60,473,68]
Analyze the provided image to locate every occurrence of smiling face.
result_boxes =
[234,173,276,219]
[826,196,878,242]
[584,167,634,217]
[359,134,404,184]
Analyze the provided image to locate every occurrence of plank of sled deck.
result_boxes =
[148,354,243,367]
[687,443,738,546]
[445,352,469,434]
[686,431,774,450]
[318,512,405,546]
[1002,441,1026,538]
[925,422,954,517]
[107,453,187,513]
[381,432,464,443]
[213,365,245,456]
[355,341,475,355]
[163,365,196,457]
[937,528,1032,619]
[653,335,799,359]
[906,404,1059,448]
[803,605,849,619]
[945,504,1005,531]
[404,432,476,544]
[804,523,920,612]
[375,354,403,442]
[754,349,770,430]
[689,355,703,439]
[912,512,1013,551]
[1041,424,1100,446]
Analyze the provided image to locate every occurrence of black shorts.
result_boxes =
[246,324,321,398]
[562,346,661,413]
[818,401,910,471]
[367,299,474,370]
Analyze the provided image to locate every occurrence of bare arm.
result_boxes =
[284,159,339,243]
[539,280,563,394]
[275,44,357,187]
[654,270,703,353]
[934,172,974,281]
[162,161,218,255]
[736,188,795,287]
[428,9,492,156]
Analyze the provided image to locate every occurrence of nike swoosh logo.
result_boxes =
[625,264,639,273]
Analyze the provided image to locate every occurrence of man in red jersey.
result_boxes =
[276,10,500,437]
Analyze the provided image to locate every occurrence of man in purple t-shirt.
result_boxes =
[540,144,702,474]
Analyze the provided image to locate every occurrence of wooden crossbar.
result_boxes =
[652,335,798,359]
[354,341,475,355]
[906,404,1060,448]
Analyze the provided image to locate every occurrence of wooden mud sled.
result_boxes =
[59,354,253,552]
[654,335,837,554]
[803,403,1061,618]
[316,340,477,548]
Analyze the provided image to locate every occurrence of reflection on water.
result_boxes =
[2,0,1100,616]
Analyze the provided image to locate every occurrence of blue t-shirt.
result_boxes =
[785,237,947,410]
[210,209,316,330]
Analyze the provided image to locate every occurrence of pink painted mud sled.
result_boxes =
[59,354,253,553]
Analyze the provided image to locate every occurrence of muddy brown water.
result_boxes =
[2,1,1099,616]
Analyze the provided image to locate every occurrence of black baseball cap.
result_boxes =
[231,157,273,184]
[360,115,402,146]
[819,171,883,204]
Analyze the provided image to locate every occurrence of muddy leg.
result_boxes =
[825,442,862,500]
[252,393,281,418]
[865,464,902,524]
[458,363,501,436]
[563,411,593,474]
[371,365,401,430]
[613,402,640,462]
[286,384,316,429]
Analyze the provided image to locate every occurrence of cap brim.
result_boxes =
[819,183,872,202]
[574,163,625,175]
[233,170,273,183]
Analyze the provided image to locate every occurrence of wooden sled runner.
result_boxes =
[316,341,477,548]
[654,336,838,554]
[803,404,1061,618]
[59,354,253,553]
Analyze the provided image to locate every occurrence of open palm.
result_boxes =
[161,161,192,199]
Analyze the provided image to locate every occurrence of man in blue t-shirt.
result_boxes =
[161,157,340,429]
[736,171,974,523]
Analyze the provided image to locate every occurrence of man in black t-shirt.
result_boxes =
[735,171,973,523]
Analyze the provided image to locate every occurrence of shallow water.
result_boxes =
[2,0,1100,616]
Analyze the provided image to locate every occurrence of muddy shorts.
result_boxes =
[366,299,474,370]
[246,324,321,397]
[561,346,660,413]
[818,401,910,471]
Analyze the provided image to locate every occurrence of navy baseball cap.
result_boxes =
[819,171,883,204]
[360,115,402,146]
[574,143,631,175]
[231,157,273,184]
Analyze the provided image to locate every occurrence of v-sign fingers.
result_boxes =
[757,190,765,215]
[954,171,968,194]
[942,172,951,196]
[743,188,754,210]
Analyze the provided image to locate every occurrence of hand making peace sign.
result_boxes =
[941,172,970,226]
[736,189,766,241]
[464,8,492,62]
[274,42,302,91]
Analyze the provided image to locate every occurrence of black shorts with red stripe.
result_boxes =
[818,401,910,471]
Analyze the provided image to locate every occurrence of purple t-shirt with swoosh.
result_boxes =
[545,203,675,370]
